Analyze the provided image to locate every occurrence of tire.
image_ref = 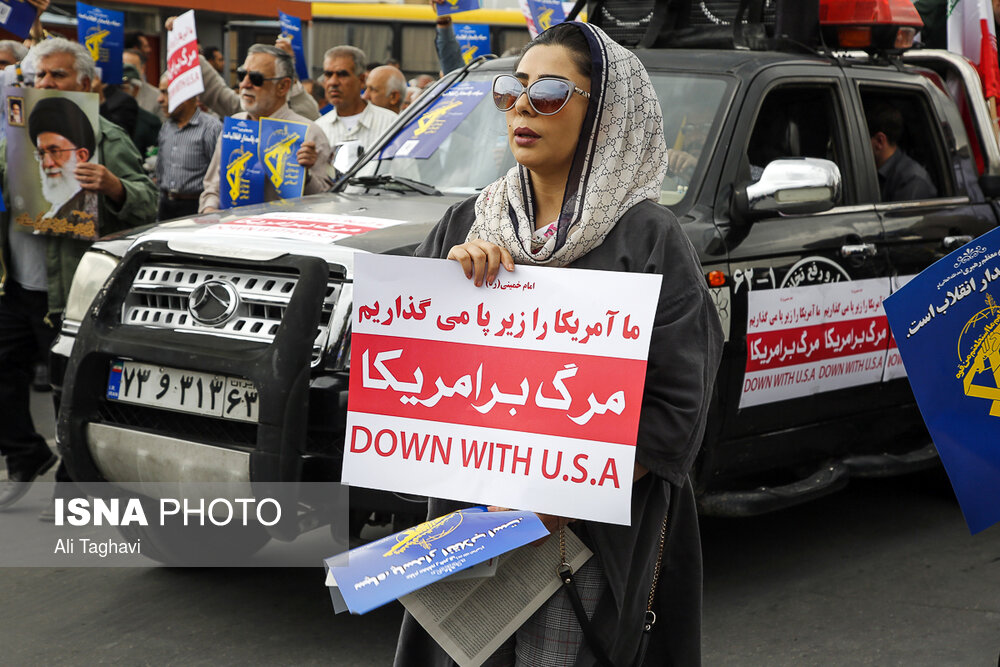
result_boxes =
[116,517,271,566]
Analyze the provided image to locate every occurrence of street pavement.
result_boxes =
[2,390,998,665]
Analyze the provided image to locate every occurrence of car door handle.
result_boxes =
[943,235,973,251]
[840,243,877,258]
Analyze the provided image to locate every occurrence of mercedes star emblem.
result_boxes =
[188,279,239,326]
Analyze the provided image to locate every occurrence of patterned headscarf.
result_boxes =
[468,22,666,267]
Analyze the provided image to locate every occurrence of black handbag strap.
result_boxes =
[559,562,616,667]
[558,512,669,667]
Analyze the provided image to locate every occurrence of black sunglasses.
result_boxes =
[492,74,590,116]
[236,68,287,87]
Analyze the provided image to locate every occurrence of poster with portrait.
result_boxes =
[5,87,101,240]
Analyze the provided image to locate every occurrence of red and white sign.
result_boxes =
[342,254,661,525]
[209,212,405,243]
[166,10,203,113]
[741,278,894,408]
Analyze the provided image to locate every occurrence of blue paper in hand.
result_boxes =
[278,12,310,82]
[883,226,1000,533]
[526,0,566,32]
[324,507,549,615]
[0,0,38,39]
[220,117,265,209]
[454,24,491,64]
[435,0,480,17]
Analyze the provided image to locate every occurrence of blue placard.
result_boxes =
[526,0,566,32]
[434,0,480,17]
[883,226,1000,534]
[454,23,491,64]
[278,11,309,82]
[258,116,306,199]
[0,0,37,40]
[220,117,265,209]
[324,507,548,615]
[380,81,489,160]
[76,2,124,85]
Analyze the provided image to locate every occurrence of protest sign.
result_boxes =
[220,117,265,209]
[324,507,548,615]
[76,2,123,85]
[0,0,37,39]
[525,0,565,35]
[740,276,895,408]
[379,81,489,160]
[342,254,660,525]
[434,0,480,17]
[278,11,309,82]
[883,228,1000,533]
[5,87,101,239]
[454,24,491,64]
[258,116,307,199]
[166,10,203,113]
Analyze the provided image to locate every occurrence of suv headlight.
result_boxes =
[64,251,119,323]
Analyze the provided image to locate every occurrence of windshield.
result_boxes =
[371,69,731,207]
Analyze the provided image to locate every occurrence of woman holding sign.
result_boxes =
[395,22,723,666]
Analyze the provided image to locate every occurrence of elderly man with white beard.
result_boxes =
[0,37,157,514]
[199,44,331,213]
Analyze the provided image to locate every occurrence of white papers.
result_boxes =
[400,529,592,667]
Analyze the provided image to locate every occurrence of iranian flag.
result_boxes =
[948,0,1000,100]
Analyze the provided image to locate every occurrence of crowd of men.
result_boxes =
[0,12,466,518]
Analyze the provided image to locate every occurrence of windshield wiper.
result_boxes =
[348,174,443,196]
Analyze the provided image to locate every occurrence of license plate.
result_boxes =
[107,360,259,423]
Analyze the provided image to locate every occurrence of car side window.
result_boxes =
[745,84,850,196]
[858,85,953,202]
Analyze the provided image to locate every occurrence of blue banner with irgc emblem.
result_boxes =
[883,226,1000,534]
[278,11,309,83]
[76,2,124,85]
[324,507,548,614]
[379,81,489,160]
[220,117,265,209]
[434,0,480,17]
[454,23,491,64]
[526,0,566,32]
[258,116,306,200]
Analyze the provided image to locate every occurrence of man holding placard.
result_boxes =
[0,37,156,511]
[199,45,330,212]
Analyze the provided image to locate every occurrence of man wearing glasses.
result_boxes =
[0,37,157,513]
[199,45,332,213]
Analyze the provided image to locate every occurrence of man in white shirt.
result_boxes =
[316,46,398,174]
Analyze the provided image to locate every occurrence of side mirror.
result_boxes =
[333,140,365,176]
[731,158,842,225]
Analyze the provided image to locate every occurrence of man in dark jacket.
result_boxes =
[0,37,157,513]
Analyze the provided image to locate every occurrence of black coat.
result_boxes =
[394,196,723,667]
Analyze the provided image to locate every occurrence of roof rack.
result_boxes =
[572,0,819,52]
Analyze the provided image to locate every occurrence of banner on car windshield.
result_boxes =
[342,254,660,525]
[379,81,489,160]
[883,226,1000,534]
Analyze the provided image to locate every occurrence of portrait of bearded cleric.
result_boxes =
[6,89,101,240]
[29,96,99,231]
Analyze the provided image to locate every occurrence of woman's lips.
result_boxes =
[514,126,540,146]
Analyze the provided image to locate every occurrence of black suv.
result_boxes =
[53,4,1000,560]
